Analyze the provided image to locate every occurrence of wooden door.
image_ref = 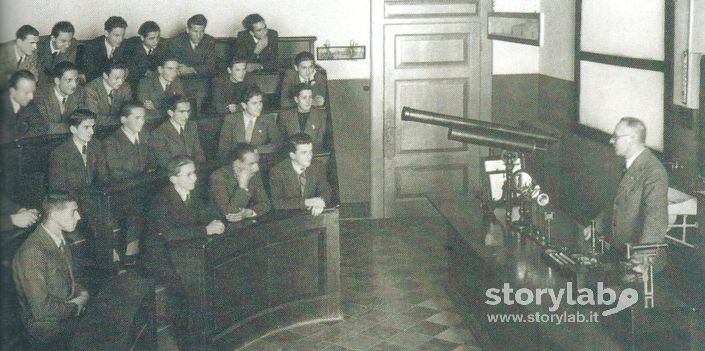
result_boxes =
[372,1,490,217]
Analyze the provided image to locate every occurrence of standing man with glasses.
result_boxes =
[584,117,668,274]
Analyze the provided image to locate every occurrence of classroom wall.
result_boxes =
[0,0,371,80]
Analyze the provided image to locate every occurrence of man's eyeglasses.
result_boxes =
[610,133,631,140]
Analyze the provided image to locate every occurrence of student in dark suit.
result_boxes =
[48,109,108,196]
[280,51,327,109]
[103,103,151,264]
[278,83,327,150]
[0,25,39,89]
[123,21,163,91]
[84,60,132,126]
[144,155,224,350]
[210,143,271,222]
[167,14,216,102]
[585,117,668,273]
[0,193,39,232]
[12,191,89,351]
[270,133,331,215]
[35,61,86,134]
[0,70,46,143]
[218,84,281,163]
[137,56,185,113]
[79,16,127,83]
[211,57,253,115]
[149,94,206,168]
[234,13,279,72]
[36,21,77,84]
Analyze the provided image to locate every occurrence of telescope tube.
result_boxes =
[448,128,547,153]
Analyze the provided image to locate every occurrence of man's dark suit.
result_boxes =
[607,149,668,270]
[149,120,206,168]
[0,41,38,89]
[12,225,85,348]
[78,36,126,83]
[35,84,87,134]
[218,112,281,162]
[270,159,332,210]
[278,108,328,150]
[84,76,133,125]
[144,184,219,350]
[36,35,78,84]
[166,32,216,79]
[210,73,253,115]
[209,165,271,217]
[48,138,108,196]
[234,29,279,70]
[122,37,163,91]
[279,69,327,109]
[137,75,185,111]
[0,94,47,144]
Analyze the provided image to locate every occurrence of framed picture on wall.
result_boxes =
[488,12,541,46]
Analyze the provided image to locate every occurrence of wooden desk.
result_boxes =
[165,208,341,350]
[428,194,704,351]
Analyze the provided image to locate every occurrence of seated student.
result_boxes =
[0,25,39,89]
[218,84,281,163]
[123,21,163,91]
[211,57,253,115]
[149,94,206,168]
[143,155,224,350]
[35,61,86,134]
[137,56,185,114]
[270,133,331,216]
[280,51,327,109]
[167,14,216,102]
[234,13,279,72]
[79,16,127,83]
[12,191,89,351]
[36,21,77,85]
[103,103,151,264]
[49,109,108,196]
[0,70,46,143]
[210,143,271,222]
[0,192,40,232]
[84,60,133,126]
[278,83,327,150]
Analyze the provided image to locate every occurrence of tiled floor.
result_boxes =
[237,217,484,351]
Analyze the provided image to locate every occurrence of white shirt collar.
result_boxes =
[169,118,185,133]
[121,126,139,144]
[250,32,259,44]
[50,39,60,54]
[73,137,88,153]
[41,223,66,248]
[10,97,21,114]
[14,45,24,63]
[190,40,198,50]
[158,75,170,90]
[290,160,307,175]
[104,39,116,56]
[54,86,68,101]
[174,186,190,202]
[625,148,645,169]
[143,44,152,54]
[102,79,114,96]
[243,111,258,122]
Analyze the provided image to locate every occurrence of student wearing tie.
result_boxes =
[48,109,108,196]
[270,133,331,215]
[35,61,87,134]
[137,56,185,114]
[84,60,133,125]
[149,94,206,168]
[279,51,327,109]
[124,21,163,91]
[278,82,328,150]
[217,84,281,163]
[36,21,78,85]
[144,155,224,350]
[103,103,151,265]
[0,25,39,90]
[12,191,89,351]
[79,16,127,83]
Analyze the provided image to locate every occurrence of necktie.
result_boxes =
[108,46,115,59]
[17,55,24,68]
[245,118,255,143]
[59,240,76,297]
[81,145,87,164]
[164,82,171,93]
[51,51,59,65]
[299,171,307,198]
[185,192,191,206]
[60,97,67,114]
[107,90,113,106]
[148,48,153,56]
[299,112,309,132]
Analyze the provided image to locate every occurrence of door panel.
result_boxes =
[383,21,483,216]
